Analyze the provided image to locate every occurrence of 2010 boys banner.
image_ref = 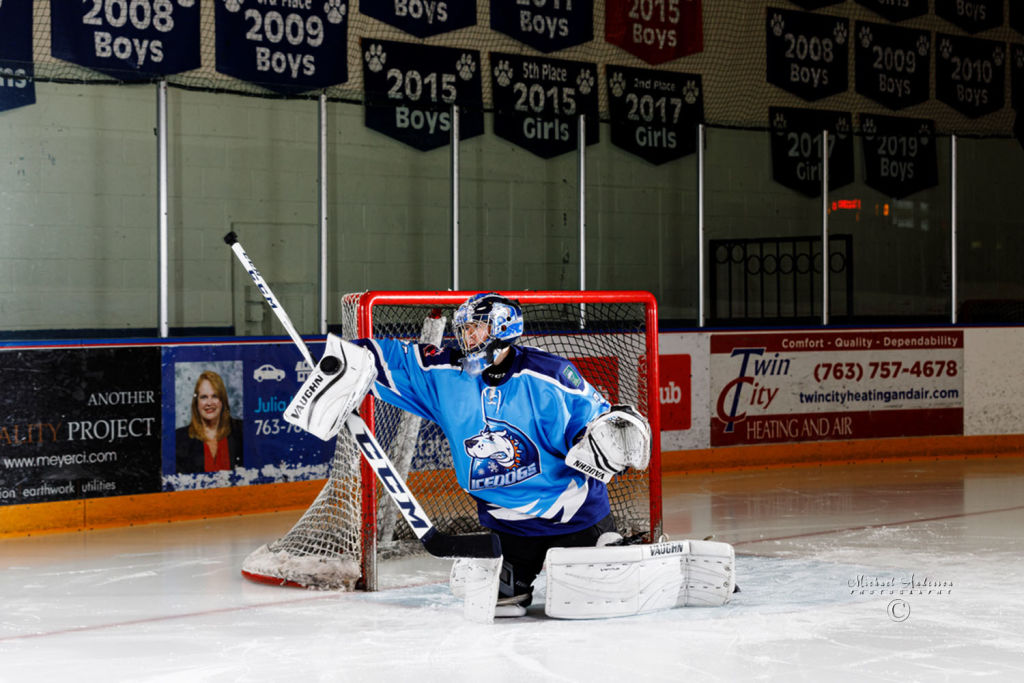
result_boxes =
[710,330,964,446]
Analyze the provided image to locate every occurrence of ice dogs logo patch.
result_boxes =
[465,420,540,491]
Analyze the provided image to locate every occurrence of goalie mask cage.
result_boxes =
[241,291,662,591]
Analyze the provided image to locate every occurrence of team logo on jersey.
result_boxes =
[464,419,540,490]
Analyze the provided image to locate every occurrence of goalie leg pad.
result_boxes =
[450,556,503,624]
[544,540,735,620]
[283,334,376,441]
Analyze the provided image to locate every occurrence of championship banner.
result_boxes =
[490,52,599,158]
[1013,4,1024,36]
[788,0,843,9]
[215,0,349,94]
[769,106,853,197]
[1013,44,1024,110]
[860,114,937,199]
[854,0,928,23]
[935,0,1003,35]
[0,0,35,113]
[490,0,593,53]
[1,347,162,506]
[766,7,849,102]
[360,0,477,38]
[607,65,703,164]
[604,0,704,65]
[710,330,964,447]
[160,342,333,491]
[854,21,930,111]
[935,33,1006,119]
[50,0,200,80]
[362,40,483,151]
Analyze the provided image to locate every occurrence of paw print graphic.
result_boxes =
[224,0,243,12]
[917,35,930,57]
[494,60,514,87]
[772,111,788,130]
[324,0,346,24]
[833,22,848,46]
[577,69,595,95]
[1016,46,1024,69]
[918,123,932,146]
[861,117,876,139]
[834,117,850,138]
[993,46,1004,67]
[609,72,626,98]
[682,80,700,105]
[364,43,386,73]
[456,54,476,81]
[940,39,952,60]
[859,26,873,49]
[770,14,785,37]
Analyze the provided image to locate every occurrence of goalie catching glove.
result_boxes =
[564,405,651,483]
[283,334,376,440]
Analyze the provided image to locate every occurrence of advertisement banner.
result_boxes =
[604,0,703,65]
[710,330,964,446]
[215,0,349,94]
[766,7,849,102]
[362,39,483,151]
[50,0,200,80]
[770,106,853,197]
[361,0,477,38]
[490,52,599,158]
[935,33,1006,119]
[0,0,35,113]
[659,354,692,432]
[854,0,928,23]
[935,0,1002,35]
[491,0,593,53]
[1,347,162,506]
[607,65,703,165]
[854,21,931,111]
[860,113,937,199]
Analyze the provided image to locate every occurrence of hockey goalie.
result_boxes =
[284,292,736,620]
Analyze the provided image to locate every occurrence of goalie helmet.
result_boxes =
[453,292,523,375]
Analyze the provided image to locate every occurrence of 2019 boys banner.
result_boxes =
[710,330,964,446]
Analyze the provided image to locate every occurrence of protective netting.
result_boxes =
[16,1,1021,134]
[241,290,659,591]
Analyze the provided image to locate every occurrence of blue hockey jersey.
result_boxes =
[352,339,612,536]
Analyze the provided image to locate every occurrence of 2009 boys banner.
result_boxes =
[710,330,964,446]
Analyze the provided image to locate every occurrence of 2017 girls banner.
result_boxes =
[491,0,593,53]
[854,0,928,23]
[604,0,704,65]
[766,7,849,102]
[361,0,477,38]
[710,330,964,446]
[770,106,853,197]
[935,0,1002,35]
[50,0,201,80]
[606,64,703,164]
[935,33,1006,119]
[854,21,930,111]
[215,0,349,94]
[0,347,162,506]
[0,0,35,113]
[362,39,483,151]
[490,52,599,158]
[860,113,937,199]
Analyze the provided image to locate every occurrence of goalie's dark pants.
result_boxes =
[496,514,617,606]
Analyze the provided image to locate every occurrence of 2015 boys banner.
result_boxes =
[0,0,35,113]
[607,64,703,164]
[766,6,849,102]
[491,52,599,158]
[50,0,200,80]
[491,0,593,53]
[854,21,930,111]
[604,0,704,65]
[710,330,964,447]
[362,39,483,151]
[854,0,927,22]
[216,0,349,94]
[361,0,477,38]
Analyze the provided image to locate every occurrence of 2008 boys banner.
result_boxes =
[710,330,963,446]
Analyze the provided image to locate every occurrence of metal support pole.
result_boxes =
[318,93,328,335]
[697,124,706,327]
[951,134,958,324]
[157,80,169,338]
[450,104,460,291]
[821,128,829,326]
[578,114,586,292]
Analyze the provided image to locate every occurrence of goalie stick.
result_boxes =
[224,231,501,561]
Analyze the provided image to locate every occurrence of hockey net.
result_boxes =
[241,290,662,591]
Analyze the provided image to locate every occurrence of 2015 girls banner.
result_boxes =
[710,330,964,447]
[361,0,477,38]
[0,0,35,113]
[490,52,599,158]
[50,0,200,80]
[606,64,702,164]
[860,113,937,199]
[604,0,704,65]
[362,39,483,151]
[491,0,593,53]
[854,0,928,23]
[215,0,349,94]
[766,7,849,102]
[770,106,853,197]
[854,21,930,111]
[935,33,1006,119]
[0,347,162,506]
